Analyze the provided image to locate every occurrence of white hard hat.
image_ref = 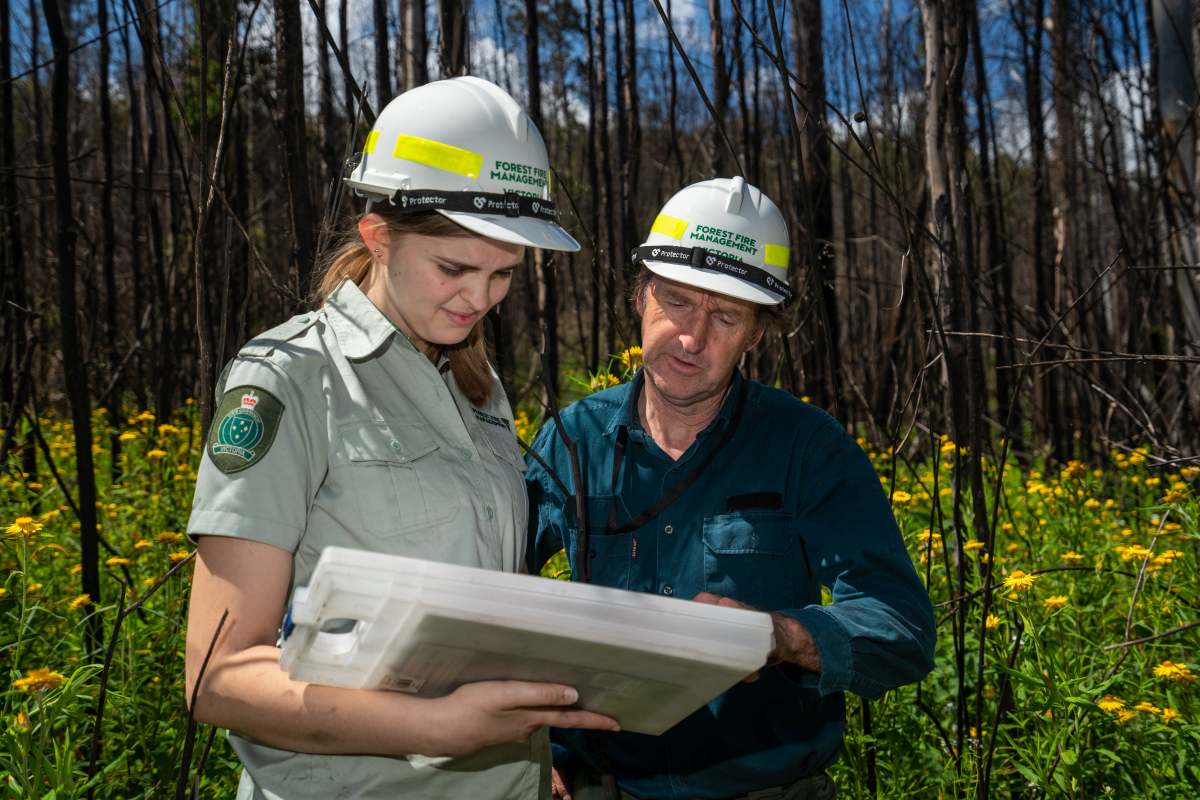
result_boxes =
[344,76,580,252]
[635,177,792,304]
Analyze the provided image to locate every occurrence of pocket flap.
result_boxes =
[703,511,794,555]
[341,421,439,464]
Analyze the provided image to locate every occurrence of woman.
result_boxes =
[184,76,618,800]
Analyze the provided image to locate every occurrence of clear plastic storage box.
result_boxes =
[279,547,775,735]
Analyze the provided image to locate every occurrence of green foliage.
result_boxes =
[2,405,1197,797]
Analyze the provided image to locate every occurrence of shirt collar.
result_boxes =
[324,279,416,361]
[604,367,744,438]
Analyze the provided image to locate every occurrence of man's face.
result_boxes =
[638,276,764,409]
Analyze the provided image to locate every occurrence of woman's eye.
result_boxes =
[494,270,515,281]
[438,265,465,277]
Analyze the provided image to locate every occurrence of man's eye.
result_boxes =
[715,315,736,327]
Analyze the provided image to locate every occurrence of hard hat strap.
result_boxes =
[631,244,794,304]
[388,187,562,223]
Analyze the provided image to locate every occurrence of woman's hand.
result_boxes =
[425,681,620,758]
[550,766,573,800]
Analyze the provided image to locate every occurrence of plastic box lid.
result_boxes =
[279,547,775,735]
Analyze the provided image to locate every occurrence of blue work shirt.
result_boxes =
[525,370,935,800]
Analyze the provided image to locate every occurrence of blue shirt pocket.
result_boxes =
[702,511,809,611]
[567,495,633,589]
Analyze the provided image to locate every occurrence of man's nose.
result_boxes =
[678,315,709,353]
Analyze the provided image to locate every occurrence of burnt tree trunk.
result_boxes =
[43,0,101,647]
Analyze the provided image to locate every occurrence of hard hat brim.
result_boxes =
[439,210,582,253]
[642,259,786,306]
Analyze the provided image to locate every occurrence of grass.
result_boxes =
[1,384,1196,797]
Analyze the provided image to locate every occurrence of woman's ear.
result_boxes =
[357,213,390,260]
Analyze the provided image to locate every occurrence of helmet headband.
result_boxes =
[632,244,794,304]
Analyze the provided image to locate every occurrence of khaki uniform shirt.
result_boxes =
[187,279,547,800]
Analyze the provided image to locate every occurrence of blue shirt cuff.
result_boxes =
[790,605,853,695]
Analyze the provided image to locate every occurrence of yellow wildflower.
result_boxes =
[1116,710,1137,724]
[985,614,1000,630]
[1097,695,1125,713]
[1153,661,1195,683]
[1043,595,1068,610]
[105,556,130,567]
[618,346,643,371]
[39,509,61,522]
[70,564,82,575]
[1002,570,1038,592]
[963,540,985,552]
[14,711,29,730]
[26,582,42,594]
[1084,498,1101,509]
[1161,707,1182,724]
[118,431,138,442]
[5,517,43,538]
[892,490,913,504]
[587,372,620,392]
[1144,477,1161,488]
[0,587,7,600]
[513,411,533,444]
[940,440,957,455]
[146,449,168,460]
[1060,551,1084,563]
[68,594,90,610]
[141,577,156,587]
[133,540,152,550]
[1115,544,1152,562]
[1005,542,1019,553]
[135,410,155,423]
[13,668,65,692]
[156,531,184,544]
[157,423,179,436]
[1129,449,1147,466]
[1180,466,1199,480]
[1134,701,1161,715]
[1061,460,1087,480]
[168,549,191,563]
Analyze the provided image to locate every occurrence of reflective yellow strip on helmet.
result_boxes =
[393,134,484,179]
[764,243,790,269]
[363,130,380,155]
[651,214,689,239]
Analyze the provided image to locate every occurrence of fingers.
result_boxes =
[485,681,581,708]
[692,592,753,610]
[551,766,573,800]
[540,707,621,732]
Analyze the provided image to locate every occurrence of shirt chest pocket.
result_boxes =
[340,421,462,538]
[702,511,813,611]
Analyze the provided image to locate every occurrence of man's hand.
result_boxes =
[691,592,822,679]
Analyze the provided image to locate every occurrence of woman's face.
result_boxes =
[360,218,523,358]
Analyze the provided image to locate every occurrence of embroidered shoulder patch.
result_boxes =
[207,385,285,474]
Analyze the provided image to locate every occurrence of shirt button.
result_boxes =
[389,440,401,450]
[664,524,673,535]
[485,506,494,519]
[662,584,673,596]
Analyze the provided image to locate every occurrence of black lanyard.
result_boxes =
[604,378,748,535]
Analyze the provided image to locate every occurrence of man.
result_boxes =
[525,177,936,800]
